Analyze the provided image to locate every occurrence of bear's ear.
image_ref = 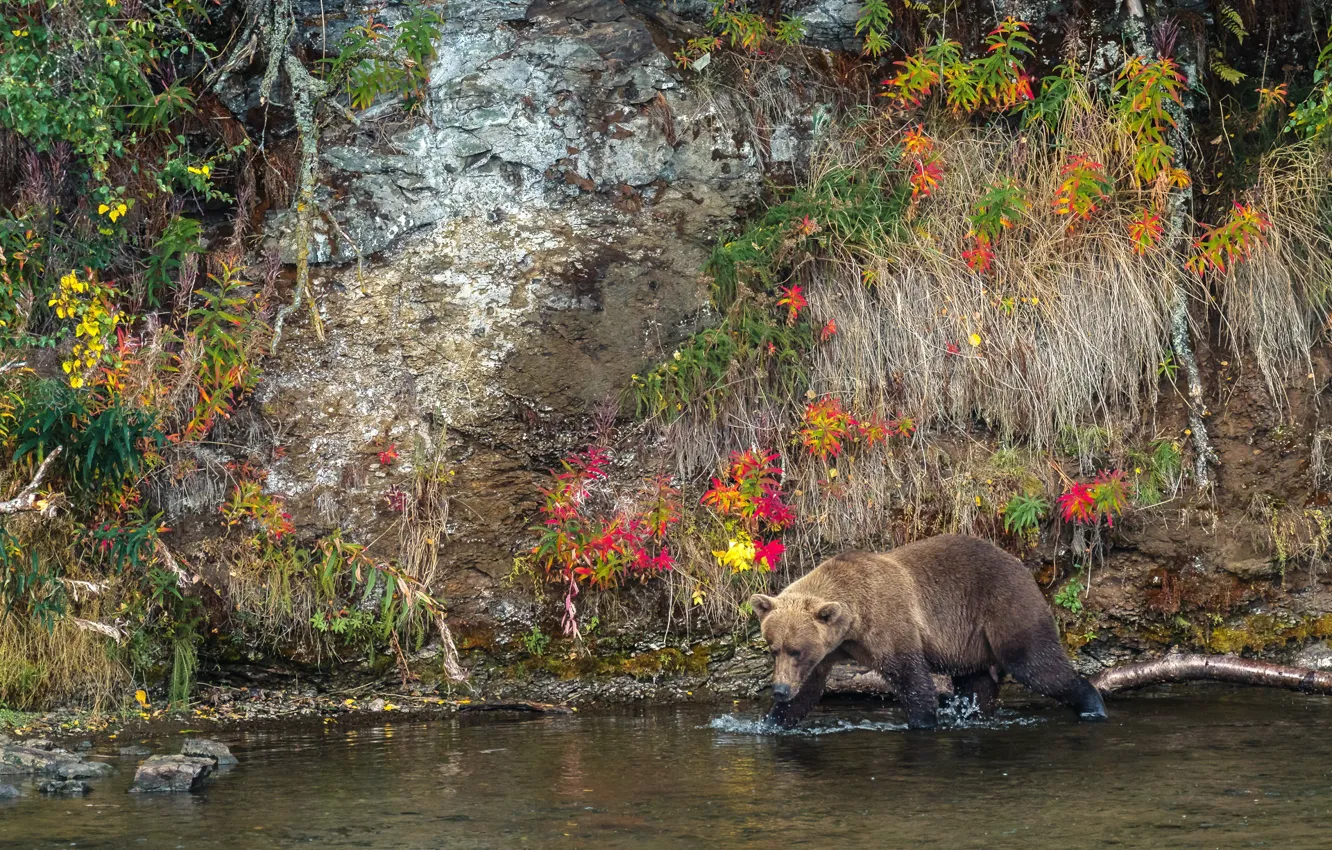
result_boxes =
[749,594,778,621]
[814,601,847,628]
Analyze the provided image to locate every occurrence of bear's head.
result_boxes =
[749,593,851,701]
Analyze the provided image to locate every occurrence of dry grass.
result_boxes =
[0,608,129,709]
[809,101,1178,449]
[1215,144,1332,404]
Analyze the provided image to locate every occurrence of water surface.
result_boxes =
[3,686,1331,849]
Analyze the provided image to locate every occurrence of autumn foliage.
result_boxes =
[531,447,681,587]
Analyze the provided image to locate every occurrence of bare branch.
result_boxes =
[0,447,64,517]
[1091,654,1332,695]
[155,538,200,590]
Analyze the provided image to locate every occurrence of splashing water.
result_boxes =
[707,695,1044,736]
[706,714,909,736]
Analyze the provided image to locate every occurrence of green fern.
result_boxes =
[1219,4,1248,43]
[1210,49,1246,84]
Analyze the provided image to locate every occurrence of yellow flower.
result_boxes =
[12,28,28,36]
[968,333,982,347]
[713,538,755,573]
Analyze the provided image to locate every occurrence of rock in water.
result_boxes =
[0,744,114,779]
[180,738,237,766]
[39,779,90,796]
[118,745,154,757]
[0,783,19,799]
[129,755,215,793]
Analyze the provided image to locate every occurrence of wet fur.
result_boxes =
[751,535,1106,729]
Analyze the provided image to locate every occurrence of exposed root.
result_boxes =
[1090,653,1332,695]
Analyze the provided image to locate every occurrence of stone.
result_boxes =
[118,745,154,757]
[39,779,90,796]
[0,744,112,779]
[51,758,114,780]
[0,783,19,799]
[1293,640,1332,671]
[180,738,237,766]
[368,698,386,712]
[129,755,214,793]
[1220,557,1279,579]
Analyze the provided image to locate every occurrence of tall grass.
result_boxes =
[1215,144,1332,404]
[0,612,129,710]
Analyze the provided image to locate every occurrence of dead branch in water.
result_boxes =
[1090,654,1332,695]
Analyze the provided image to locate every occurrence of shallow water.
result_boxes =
[3,686,1332,849]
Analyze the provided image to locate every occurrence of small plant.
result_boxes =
[1051,156,1111,229]
[319,4,446,111]
[222,481,295,544]
[529,447,679,588]
[522,626,551,657]
[1113,55,1187,184]
[1054,573,1085,614]
[1002,493,1049,535]
[1186,202,1272,276]
[1058,470,1130,528]
[855,0,893,57]
[1287,27,1331,140]
[1127,208,1165,255]
[882,20,1033,114]
[701,448,793,572]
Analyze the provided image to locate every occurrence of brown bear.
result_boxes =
[750,534,1106,729]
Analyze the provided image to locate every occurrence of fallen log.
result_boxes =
[1090,654,1332,696]
[459,700,573,715]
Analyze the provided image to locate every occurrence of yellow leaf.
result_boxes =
[98,204,111,215]
[135,689,149,707]
[968,333,982,347]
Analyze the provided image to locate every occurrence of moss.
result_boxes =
[492,641,715,683]
[1205,612,1332,654]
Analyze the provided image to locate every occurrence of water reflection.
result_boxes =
[2,686,1331,849]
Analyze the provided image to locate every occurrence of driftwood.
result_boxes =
[824,655,1332,700]
[1090,654,1332,696]
[459,700,573,715]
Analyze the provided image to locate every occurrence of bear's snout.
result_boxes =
[772,683,793,701]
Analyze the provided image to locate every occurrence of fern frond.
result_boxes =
[1219,4,1248,43]
[1210,49,1246,84]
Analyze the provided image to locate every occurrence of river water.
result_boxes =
[3,686,1331,849]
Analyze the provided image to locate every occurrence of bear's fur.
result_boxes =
[750,534,1106,729]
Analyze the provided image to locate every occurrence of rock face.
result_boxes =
[129,756,215,794]
[241,0,812,616]
[181,738,238,767]
[0,744,114,780]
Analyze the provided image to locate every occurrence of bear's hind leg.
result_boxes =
[950,670,1000,715]
[992,625,1107,721]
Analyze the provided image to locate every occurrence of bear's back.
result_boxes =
[808,534,1047,629]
